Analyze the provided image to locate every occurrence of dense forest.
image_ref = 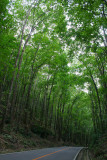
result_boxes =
[0,0,107,157]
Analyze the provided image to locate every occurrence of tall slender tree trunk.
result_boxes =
[45,76,55,128]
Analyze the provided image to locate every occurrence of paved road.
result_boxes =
[0,146,83,160]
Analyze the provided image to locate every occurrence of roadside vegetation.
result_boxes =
[0,0,107,159]
[0,128,65,153]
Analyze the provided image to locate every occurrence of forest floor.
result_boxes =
[0,132,66,154]
[0,130,73,154]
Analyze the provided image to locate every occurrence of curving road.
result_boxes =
[0,146,83,160]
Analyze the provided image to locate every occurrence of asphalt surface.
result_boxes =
[0,146,83,160]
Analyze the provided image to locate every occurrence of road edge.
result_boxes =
[73,148,84,160]
[0,146,68,155]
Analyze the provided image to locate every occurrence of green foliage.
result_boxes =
[0,2,106,157]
